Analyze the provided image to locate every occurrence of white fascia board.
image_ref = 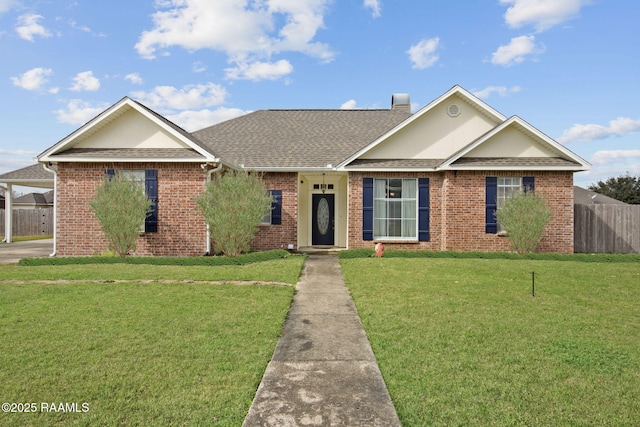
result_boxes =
[336,85,508,169]
[38,97,132,162]
[339,167,438,172]
[38,97,218,163]
[508,117,591,169]
[44,156,216,163]
[439,164,591,172]
[440,116,591,170]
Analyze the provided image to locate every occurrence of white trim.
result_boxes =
[439,115,591,171]
[43,157,212,163]
[38,97,218,163]
[336,85,507,169]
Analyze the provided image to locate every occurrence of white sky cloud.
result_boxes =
[500,0,587,32]
[167,108,251,132]
[55,99,109,126]
[472,85,522,99]
[124,73,143,85]
[225,59,293,81]
[407,37,440,69]
[364,0,381,18]
[15,14,52,41]
[11,67,53,91]
[590,150,640,166]
[491,35,544,66]
[131,83,228,111]
[340,99,357,109]
[134,0,334,81]
[559,117,640,143]
[70,71,100,92]
[192,61,206,73]
[0,0,17,14]
[0,148,38,156]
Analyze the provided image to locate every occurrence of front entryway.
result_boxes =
[312,194,334,246]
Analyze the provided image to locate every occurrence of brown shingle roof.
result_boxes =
[345,159,443,169]
[53,148,205,160]
[451,157,580,168]
[192,109,412,169]
[0,163,53,181]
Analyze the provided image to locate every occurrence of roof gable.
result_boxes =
[338,86,507,169]
[441,116,590,170]
[38,97,218,163]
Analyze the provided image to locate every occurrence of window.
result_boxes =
[497,177,521,232]
[373,178,417,240]
[106,169,158,233]
[262,190,282,225]
[486,176,534,234]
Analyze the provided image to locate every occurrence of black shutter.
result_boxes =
[145,170,158,233]
[523,176,535,193]
[485,177,498,234]
[362,178,374,241]
[418,178,430,241]
[270,190,282,225]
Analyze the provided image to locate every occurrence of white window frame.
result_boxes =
[373,178,418,240]
[497,177,522,232]
[261,190,275,225]
[120,170,146,232]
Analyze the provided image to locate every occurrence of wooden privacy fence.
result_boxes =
[574,204,640,253]
[0,208,53,237]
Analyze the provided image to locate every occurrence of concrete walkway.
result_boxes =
[243,255,401,427]
[0,239,53,264]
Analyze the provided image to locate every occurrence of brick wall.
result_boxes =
[348,170,574,253]
[56,162,208,256]
[251,172,298,251]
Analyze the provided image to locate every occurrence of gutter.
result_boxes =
[42,162,57,257]
[202,162,223,255]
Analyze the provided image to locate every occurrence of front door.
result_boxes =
[312,194,335,246]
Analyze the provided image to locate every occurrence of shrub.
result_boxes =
[89,173,152,258]
[495,190,552,254]
[195,170,274,257]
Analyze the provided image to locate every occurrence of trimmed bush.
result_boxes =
[338,249,640,263]
[18,249,295,267]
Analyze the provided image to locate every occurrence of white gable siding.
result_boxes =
[361,95,498,160]
[464,126,557,158]
[73,108,189,150]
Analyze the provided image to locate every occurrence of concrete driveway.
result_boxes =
[0,239,54,264]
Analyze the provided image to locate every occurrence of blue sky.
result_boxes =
[1,0,639,191]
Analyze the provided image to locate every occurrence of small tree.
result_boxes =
[195,170,273,257]
[588,173,640,204]
[89,173,152,258]
[495,190,552,254]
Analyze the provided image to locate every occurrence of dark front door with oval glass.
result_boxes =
[312,194,335,246]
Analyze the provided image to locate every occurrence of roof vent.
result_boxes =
[447,104,461,117]
[391,93,411,112]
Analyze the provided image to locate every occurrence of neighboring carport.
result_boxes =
[0,163,54,243]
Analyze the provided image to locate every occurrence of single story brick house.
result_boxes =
[37,85,589,256]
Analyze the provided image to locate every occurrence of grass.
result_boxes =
[0,256,304,426]
[340,257,640,426]
[0,234,52,242]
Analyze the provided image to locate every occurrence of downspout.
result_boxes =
[1,183,9,243]
[2,183,12,243]
[202,162,223,255]
[42,162,57,257]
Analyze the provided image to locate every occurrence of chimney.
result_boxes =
[391,93,411,112]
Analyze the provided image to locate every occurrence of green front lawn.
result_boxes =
[0,257,303,426]
[341,257,640,426]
